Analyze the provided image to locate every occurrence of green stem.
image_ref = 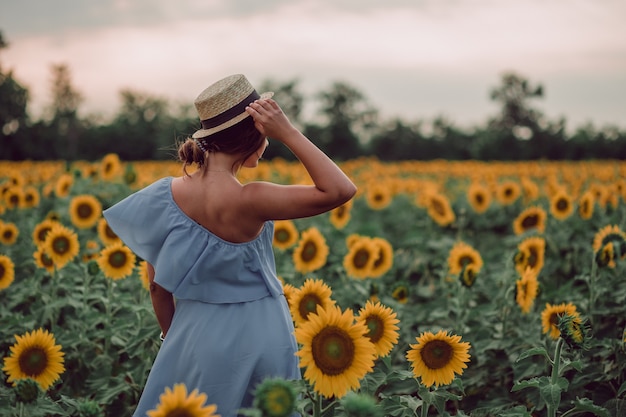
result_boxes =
[313,391,322,417]
[421,399,430,417]
[588,254,598,327]
[547,338,564,417]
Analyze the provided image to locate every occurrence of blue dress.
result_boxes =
[103,177,300,417]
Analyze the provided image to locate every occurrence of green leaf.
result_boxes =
[539,380,567,409]
[618,381,626,398]
[570,397,610,417]
[511,377,546,392]
[498,405,534,417]
[515,347,550,363]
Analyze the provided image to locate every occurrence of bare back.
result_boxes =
[170,173,265,244]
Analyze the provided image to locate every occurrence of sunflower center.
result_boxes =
[163,408,193,417]
[37,227,52,243]
[77,203,93,219]
[431,199,445,216]
[373,250,384,269]
[475,194,484,204]
[527,248,538,268]
[458,255,473,268]
[40,252,54,267]
[298,294,321,320]
[105,225,118,240]
[420,340,453,370]
[374,193,383,202]
[52,236,70,254]
[353,249,371,269]
[0,263,5,279]
[18,347,48,377]
[275,229,291,243]
[3,230,13,240]
[556,198,569,212]
[336,206,346,217]
[521,214,538,229]
[365,315,384,343]
[300,241,318,262]
[108,251,127,268]
[311,326,355,376]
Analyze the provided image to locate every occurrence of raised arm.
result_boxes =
[244,98,357,220]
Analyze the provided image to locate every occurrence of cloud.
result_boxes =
[2,0,625,127]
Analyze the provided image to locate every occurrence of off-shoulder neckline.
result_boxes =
[162,176,268,246]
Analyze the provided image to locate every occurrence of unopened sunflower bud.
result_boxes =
[558,314,590,350]
[340,391,383,417]
[14,378,41,404]
[253,377,297,417]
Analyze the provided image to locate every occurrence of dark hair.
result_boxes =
[178,117,265,176]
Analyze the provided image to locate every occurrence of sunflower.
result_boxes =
[406,330,471,387]
[365,183,392,210]
[292,228,329,274]
[3,186,24,209]
[447,241,483,276]
[515,267,539,314]
[391,284,409,304]
[425,193,455,227]
[2,328,65,391]
[345,233,362,249]
[329,199,353,230]
[32,219,61,247]
[96,218,120,247]
[294,304,377,399]
[146,383,220,417]
[137,260,151,291]
[369,237,394,278]
[495,180,521,206]
[514,236,546,275]
[0,222,19,245]
[467,182,491,214]
[253,377,297,417]
[592,224,626,254]
[33,247,55,273]
[549,190,574,221]
[577,191,595,220]
[289,278,335,326]
[343,237,378,279]
[97,243,137,280]
[273,220,299,250]
[459,264,478,288]
[520,177,540,203]
[282,282,297,309]
[356,301,400,358]
[42,224,80,270]
[512,206,547,236]
[99,153,122,181]
[69,195,102,229]
[23,186,41,209]
[54,174,73,198]
[0,254,15,290]
[541,302,579,340]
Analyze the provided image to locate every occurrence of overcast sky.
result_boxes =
[1,0,625,131]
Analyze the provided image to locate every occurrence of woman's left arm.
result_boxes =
[147,262,175,339]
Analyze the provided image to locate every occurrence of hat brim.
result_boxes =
[192,91,274,139]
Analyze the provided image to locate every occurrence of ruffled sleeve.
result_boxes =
[103,177,283,303]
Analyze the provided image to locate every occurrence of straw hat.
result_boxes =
[192,74,273,139]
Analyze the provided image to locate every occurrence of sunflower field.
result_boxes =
[1,155,625,417]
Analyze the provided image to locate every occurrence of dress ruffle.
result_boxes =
[103,177,283,303]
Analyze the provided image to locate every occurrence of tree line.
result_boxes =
[1,31,625,162]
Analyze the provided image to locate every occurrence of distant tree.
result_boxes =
[94,89,171,160]
[46,63,85,159]
[0,30,30,159]
[489,72,544,129]
[309,81,376,159]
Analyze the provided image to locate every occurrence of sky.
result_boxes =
[1,0,625,131]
